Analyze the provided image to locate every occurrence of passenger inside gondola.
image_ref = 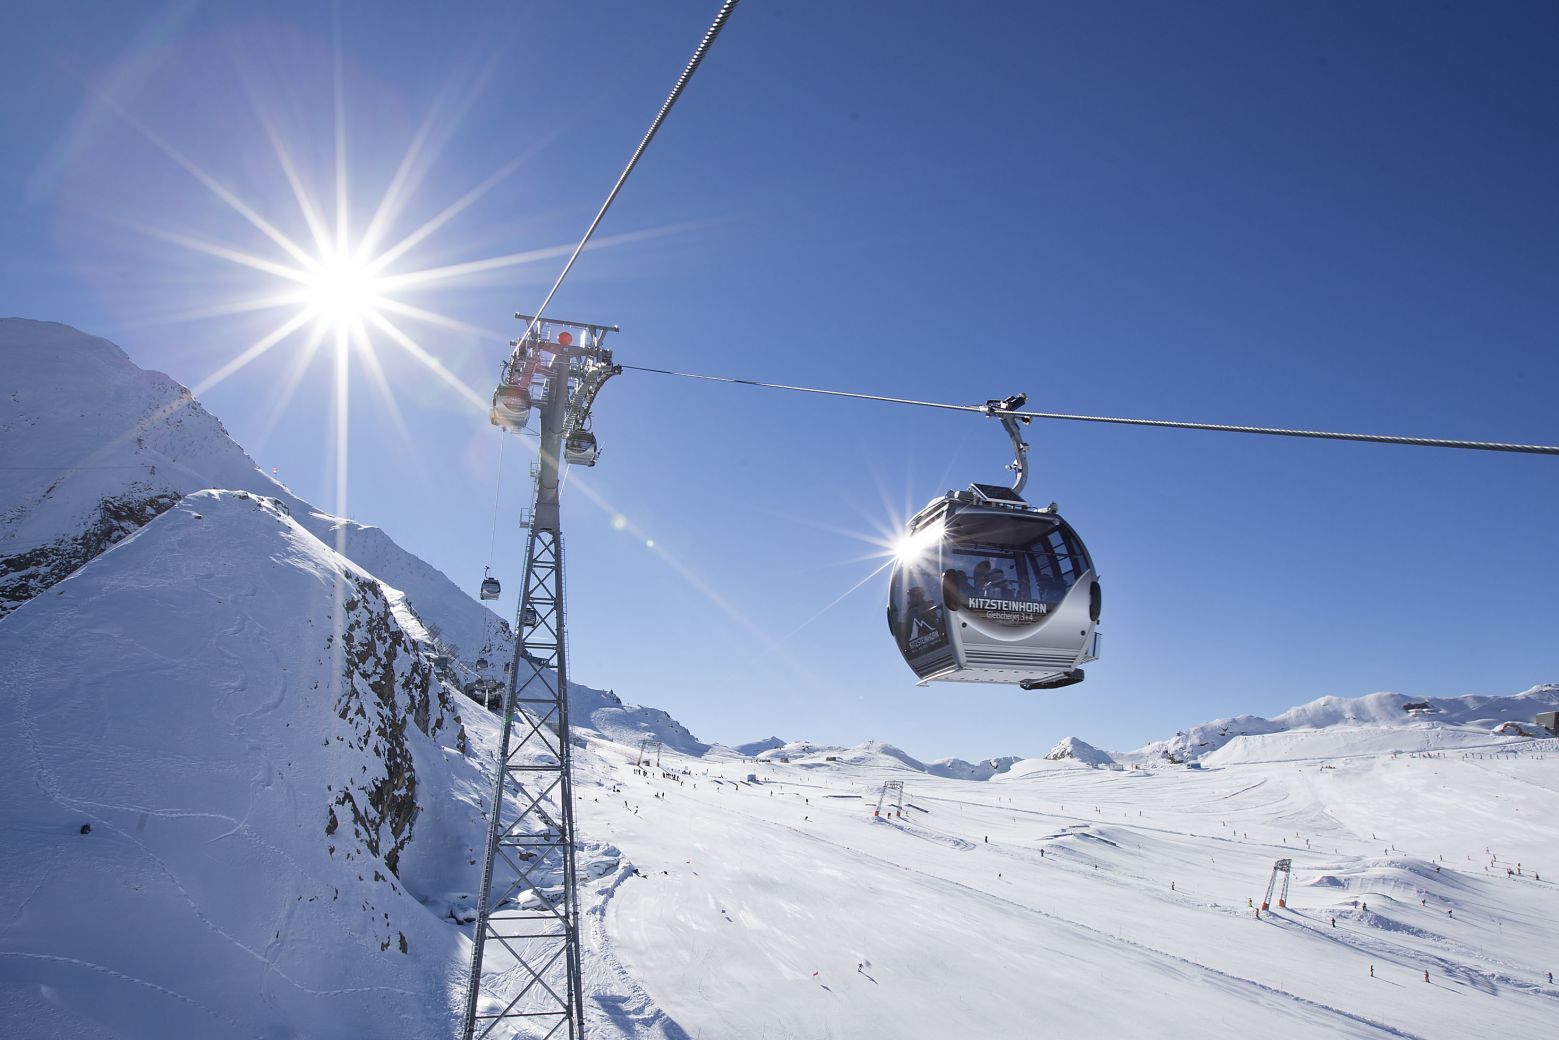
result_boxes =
[973,560,1015,598]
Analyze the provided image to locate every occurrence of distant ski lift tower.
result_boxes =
[636,737,662,769]
[462,315,620,1040]
[874,780,906,818]
[1262,858,1293,911]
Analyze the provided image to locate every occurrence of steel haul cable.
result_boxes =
[518,0,742,343]
[487,429,506,564]
[621,364,1559,457]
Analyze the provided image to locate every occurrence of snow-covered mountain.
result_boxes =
[0,491,488,1037]
[1043,735,1116,766]
[732,736,787,757]
[754,739,843,762]
[0,318,509,674]
[571,683,709,756]
[925,754,1022,781]
[747,738,1018,781]
[1122,686,1559,764]
[0,318,698,751]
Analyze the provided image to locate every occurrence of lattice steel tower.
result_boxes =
[462,315,619,1040]
[1261,857,1293,911]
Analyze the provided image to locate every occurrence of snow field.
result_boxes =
[572,733,1558,1039]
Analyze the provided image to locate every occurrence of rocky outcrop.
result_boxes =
[1,489,180,617]
[330,574,465,877]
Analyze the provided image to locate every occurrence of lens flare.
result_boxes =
[893,522,943,564]
[305,249,384,333]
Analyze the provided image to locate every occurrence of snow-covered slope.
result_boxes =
[1123,686,1559,764]
[580,708,1559,1040]
[0,318,509,673]
[0,491,486,1038]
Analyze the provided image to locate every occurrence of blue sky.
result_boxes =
[3,1,1556,759]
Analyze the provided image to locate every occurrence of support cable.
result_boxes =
[621,364,1559,457]
[518,0,741,343]
[486,430,506,564]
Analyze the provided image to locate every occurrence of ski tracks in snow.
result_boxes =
[0,950,263,1039]
[583,863,694,1040]
[875,815,976,851]
[712,802,1432,1040]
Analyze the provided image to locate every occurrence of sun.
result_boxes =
[303,247,384,334]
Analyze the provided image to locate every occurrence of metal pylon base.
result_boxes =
[462,524,585,1040]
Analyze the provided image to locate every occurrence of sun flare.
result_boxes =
[304,248,384,334]
[893,522,943,564]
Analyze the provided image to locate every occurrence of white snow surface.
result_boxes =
[577,718,1558,1040]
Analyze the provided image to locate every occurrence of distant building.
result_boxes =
[1537,710,1558,736]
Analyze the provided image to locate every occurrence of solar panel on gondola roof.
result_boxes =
[968,483,1026,505]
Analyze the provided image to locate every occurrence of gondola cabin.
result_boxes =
[489,385,531,431]
[479,570,501,601]
[564,430,599,467]
[887,483,1100,690]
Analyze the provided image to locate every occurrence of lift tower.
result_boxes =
[1261,858,1293,911]
[463,316,620,1040]
[874,781,906,819]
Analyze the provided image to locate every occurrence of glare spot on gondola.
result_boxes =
[893,522,943,563]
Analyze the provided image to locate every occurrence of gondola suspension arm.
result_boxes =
[984,393,1032,494]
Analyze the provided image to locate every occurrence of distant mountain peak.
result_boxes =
[1044,736,1115,766]
[733,736,787,757]
[1127,686,1559,764]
